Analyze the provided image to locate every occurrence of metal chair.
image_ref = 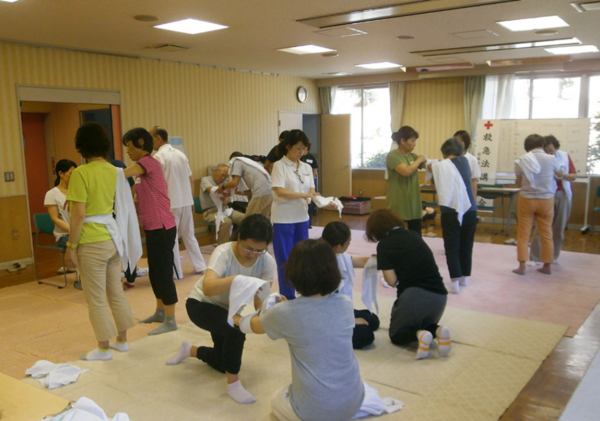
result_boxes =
[592,186,600,235]
[477,184,505,235]
[33,213,69,288]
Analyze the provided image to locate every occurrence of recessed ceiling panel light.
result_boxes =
[497,16,568,32]
[277,45,336,55]
[355,62,402,69]
[545,45,599,54]
[571,2,600,12]
[1,0,20,3]
[154,18,228,35]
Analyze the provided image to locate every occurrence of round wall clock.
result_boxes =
[296,86,307,103]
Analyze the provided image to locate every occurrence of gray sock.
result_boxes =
[148,316,177,335]
[139,308,166,324]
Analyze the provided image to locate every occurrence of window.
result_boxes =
[511,76,582,119]
[333,86,391,168]
[589,76,600,174]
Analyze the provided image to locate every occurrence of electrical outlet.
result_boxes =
[4,171,15,182]
[359,189,363,196]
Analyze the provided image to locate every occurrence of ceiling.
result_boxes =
[0,0,598,79]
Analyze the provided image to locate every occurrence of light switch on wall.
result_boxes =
[4,171,15,182]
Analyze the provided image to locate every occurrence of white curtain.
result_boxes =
[464,76,486,152]
[389,81,405,133]
[482,74,516,119]
[319,86,337,114]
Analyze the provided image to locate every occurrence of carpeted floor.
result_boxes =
[19,293,566,421]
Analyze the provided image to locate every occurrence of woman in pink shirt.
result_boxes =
[123,127,178,335]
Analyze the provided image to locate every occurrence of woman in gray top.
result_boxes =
[234,239,364,421]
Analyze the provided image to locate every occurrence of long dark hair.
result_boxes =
[54,159,78,186]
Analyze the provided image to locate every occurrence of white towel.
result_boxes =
[515,152,541,189]
[361,256,379,314]
[431,160,472,225]
[229,157,271,182]
[261,292,284,313]
[556,150,572,200]
[209,189,233,234]
[43,397,131,421]
[336,253,355,299]
[353,383,405,418]
[424,159,439,184]
[26,360,89,390]
[313,195,344,218]
[227,275,270,326]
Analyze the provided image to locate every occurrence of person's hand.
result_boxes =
[65,248,78,269]
[308,191,321,199]
[232,314,242,326]
[417,154,427,164]
[325,201,337,211]
[275,295,287,303]
[222,190,231,198]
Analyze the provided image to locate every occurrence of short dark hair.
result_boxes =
[454,130,471,151]
[322,221,351,248]
[54,159,77,186]
[229,151,244,159]
[524,134,544,152]
[441,138,464,157]
[75,122,111,159]
[122,127,153,153]
[391,126,419,144]
[237,214,273,244]
[544,135,560,150]
[153,127,169,143]
[285,239,341,296]
[366,209,404,242]
[279,130,290,141]
[277,129,312,157]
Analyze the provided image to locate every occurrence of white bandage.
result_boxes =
[239,311,259,334]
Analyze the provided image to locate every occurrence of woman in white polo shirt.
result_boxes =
[271,130,319,299]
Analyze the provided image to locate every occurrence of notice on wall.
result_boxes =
[475,120,500,185]
[169,136,187,156]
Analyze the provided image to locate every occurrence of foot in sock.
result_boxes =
[537,266,551,275]
[139,309,166,324]
[415,330,433,360]
[80,348,112,361]
[512,268,526,275]
[109,341,129,352]
[447,280,460,294]
[148,316,177,335]
[436,326,452,357]
[227,380,256,404]
[167,341,192,365]
[458,277,468,287]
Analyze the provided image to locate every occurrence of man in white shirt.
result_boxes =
[151,126,207,279]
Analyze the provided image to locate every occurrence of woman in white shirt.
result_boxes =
[44,159,79,282]
[271,130,320,300]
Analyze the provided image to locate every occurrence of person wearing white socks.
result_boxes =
[366,209,451,360]
[167,215,275,404]
[233,239,365,421]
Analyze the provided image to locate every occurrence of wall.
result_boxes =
[0,42,319,265]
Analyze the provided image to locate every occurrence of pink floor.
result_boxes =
[307,226,600,337]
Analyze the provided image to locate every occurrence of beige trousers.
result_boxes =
[246,194,273,217]
[203,207,246,244]
[516,197,554,264]
[77,240,136,342]
[271,385,302,421]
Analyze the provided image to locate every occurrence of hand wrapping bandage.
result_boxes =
[227,275,270,327]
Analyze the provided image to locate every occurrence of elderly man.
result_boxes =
[151,126,206,279]
[200,164,245,244]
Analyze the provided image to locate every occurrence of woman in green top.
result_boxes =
[386,126,427,234]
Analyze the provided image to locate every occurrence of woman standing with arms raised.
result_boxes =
[386,126,427,234]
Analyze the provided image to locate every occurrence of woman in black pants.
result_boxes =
[366,209,451,360]
[166,215,276,405]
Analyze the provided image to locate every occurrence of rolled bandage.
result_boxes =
[239,310,259,334]
[261,293,283,314]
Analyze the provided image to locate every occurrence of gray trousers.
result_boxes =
[530,190,571,262]
[389,287,447,345]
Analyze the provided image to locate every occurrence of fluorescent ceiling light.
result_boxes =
[1,0,20,2]
[412,38,580,57]
[355,62,402,69]
[497,16,569,32]
[571,1,600,12]
[545,45,599,54]
[277,45,336,55]
[323,72,353,76]
[154,19,228,35]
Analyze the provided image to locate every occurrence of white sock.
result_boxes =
[459,277,468,286]
[227,380,256,404]
[448,280,460,294]
[415,330,432,360]
[80,348,112,361]
[109,341,129,352]
[167,341,192,365]
[436,326,452,357]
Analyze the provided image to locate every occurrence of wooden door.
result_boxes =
[321,114,351,197]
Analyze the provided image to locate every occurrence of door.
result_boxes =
[321,114,351,197]
[21,113,50,221]
[278,111,303,133]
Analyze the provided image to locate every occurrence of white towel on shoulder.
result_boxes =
[431,160,472,225]
[229,157,271,182]
[227,275,270,326]
[361,256,379,314]
[515,152,541,189]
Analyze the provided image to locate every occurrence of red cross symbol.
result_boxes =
[484,121,493,130]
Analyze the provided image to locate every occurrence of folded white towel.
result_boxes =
[43,396,131,421]
[227,275,270,326]
[353,383,405,418]
[362,256,379,314]
[26,360,89,390]
[515,152,541,189]
[431,160,472,225]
